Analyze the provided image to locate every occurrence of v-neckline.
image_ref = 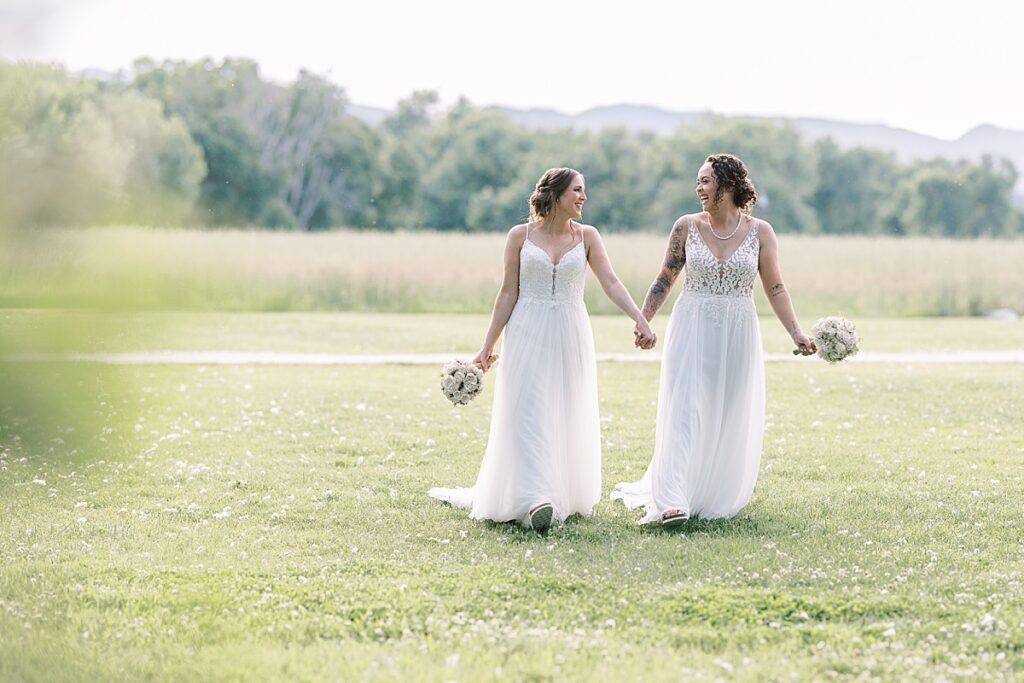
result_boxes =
[691,219,754,264]
[525,236,583,267]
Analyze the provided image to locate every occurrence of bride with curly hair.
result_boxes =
[613,153,816,525]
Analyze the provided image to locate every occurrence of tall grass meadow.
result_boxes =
[1,227,1022,316]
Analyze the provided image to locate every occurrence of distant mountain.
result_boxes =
[487,104,708,135]
[350,103,1024,204]
[348,103,391,126]
[952,124,1024,169]
[75,67,124,83]
[762,116,952,160]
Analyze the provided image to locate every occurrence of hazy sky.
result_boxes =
[4,0,1021,140]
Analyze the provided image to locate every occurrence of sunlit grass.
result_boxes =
[2,227,1023,316]
[1,357,1022,681]
[2,309,1024,355]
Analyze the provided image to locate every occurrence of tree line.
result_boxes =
[2,59,1021,236]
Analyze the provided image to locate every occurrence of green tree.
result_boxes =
[266,71,358,229]
[420,103,533,230]
[373,91,439,229]
[810,141,899,234]
[133,58,285,226]
[644,131,705,229]
[901,161,973,237]
[133,59,367,230]
[568,128,656,230]
[960,156,1018,236]
[305,116,381,229]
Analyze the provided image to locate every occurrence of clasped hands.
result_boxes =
[634,319,656,350]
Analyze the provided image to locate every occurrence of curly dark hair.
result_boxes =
[529,167,582,222]
[706,154,757,212]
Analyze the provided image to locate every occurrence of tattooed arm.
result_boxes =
[757,221,816,355]
[640,217,688,322]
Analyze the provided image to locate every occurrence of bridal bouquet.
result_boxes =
[440,360,485,405]
[807,316,860,363]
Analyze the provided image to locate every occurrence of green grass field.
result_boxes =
[2,312,1022,681]
[3,309,1024,355]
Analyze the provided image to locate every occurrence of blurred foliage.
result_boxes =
[0,62,205,229]
[0,63,187,453]
[0,313,136,457]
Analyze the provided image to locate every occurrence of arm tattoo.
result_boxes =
[769,283,786,298]
[664,226,686,275]
[642,225,686,319]
[642,275,672,320]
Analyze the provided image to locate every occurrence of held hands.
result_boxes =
[792,331,817,356]
[634,318,657,350]
[472,346,499,372]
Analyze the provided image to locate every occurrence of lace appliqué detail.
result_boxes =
[682,220,760,298]
[676,295,757,328]
[518,238,586,306]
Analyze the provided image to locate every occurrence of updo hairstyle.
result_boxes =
[529,167,582,222]
[706,154,757,212]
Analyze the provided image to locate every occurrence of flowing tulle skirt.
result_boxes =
[612,293,765,522]
[429,297,601,527]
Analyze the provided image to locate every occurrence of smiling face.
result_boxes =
[556,174,586,219]
[695,162,720,210]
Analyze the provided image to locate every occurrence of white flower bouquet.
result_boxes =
[806,316,860,363]
[440,360,486,405]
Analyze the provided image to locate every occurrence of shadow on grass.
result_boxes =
[424,474,824,543]
[638,514,771,537]
[430,503,786,545]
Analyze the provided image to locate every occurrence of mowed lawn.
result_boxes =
[4,309,1024,355]
[1,313,1022,681]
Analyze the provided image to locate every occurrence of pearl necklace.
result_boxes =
[707,211,743,240]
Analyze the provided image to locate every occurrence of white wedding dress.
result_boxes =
[429,226,601,527]
[612,218,765,522]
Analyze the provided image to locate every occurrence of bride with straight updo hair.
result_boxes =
[430,167,656,531]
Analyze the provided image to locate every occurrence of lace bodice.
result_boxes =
[683,219,760,297]
[518,234,587,304]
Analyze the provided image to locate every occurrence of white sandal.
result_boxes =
[661,508,689,527]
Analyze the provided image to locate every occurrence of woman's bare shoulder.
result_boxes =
[507,223,529,242]
[751,217,777,240]
[668,214,700,236]
[674,213,704,229]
